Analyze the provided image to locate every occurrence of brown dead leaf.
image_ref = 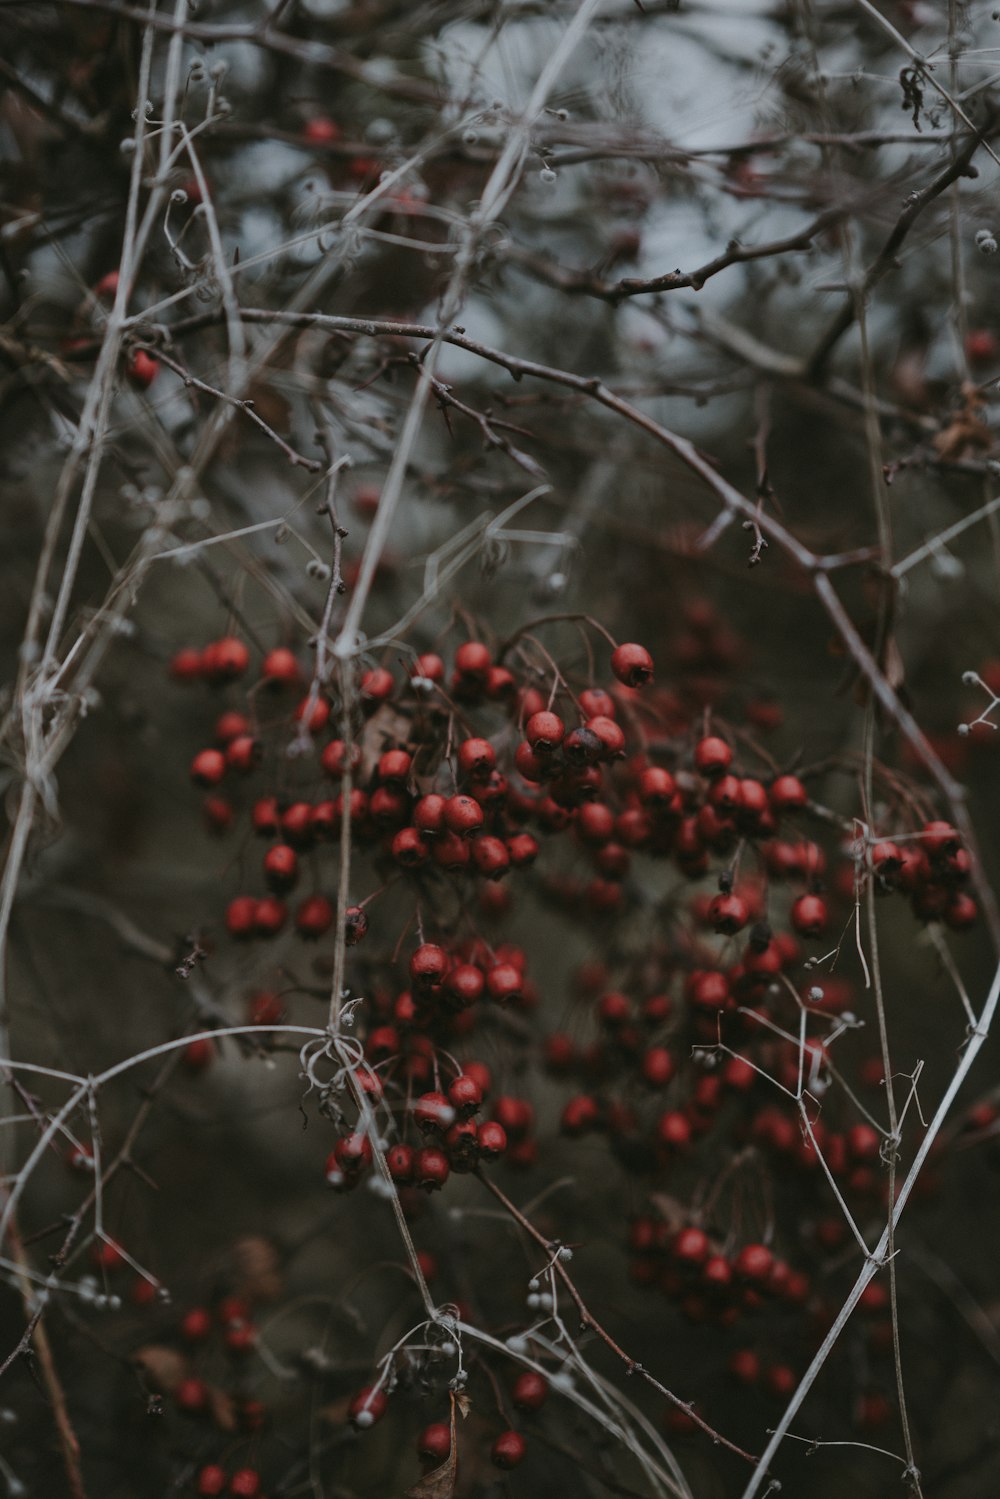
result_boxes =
[132,1345,188,1394]
[404,1391,458,1499]
[232,1234,284,1302]
[932,414,993,461]
[206,1383,238,1432]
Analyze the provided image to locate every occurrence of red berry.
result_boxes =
[254,896,288,937]
[263,843,298,891]
[252,797,281,837]
[443,794,484,837]
[525,711,565,753]
[453,641,492,681]
[442,963,484,1010]
[512,1371,548,1410]
[345,905,369,945]
[360,668,395,706]
[214,710,250,744]
[586,715,626,759]
[672,1227,710,1267]
[191,748,226,787]
[175,1376,209,1413]
[694,736,732,777]
[296,894,334,938]
[414,1091,455,1133]
[411,652,445,684]
[477,1120,507,1160]
[641,1047,676,1087]
[386,1143,415,1182]
[303,114,340,144]
[127,349,159,388]
[294,694,330,732]
[458,737,496,778]
[728,1350,761,1386]
[580,688,616,719]
[377,748,412,784]
[415,1146,450,1190]
[321,739,362,778]
[491,1431,526,1469]
[417,1421,451,1464]
[348,1386,387,1429]
[790,893,827,937]
[448,1075,483,1115]
[770,774,808,812]
[226,896,258,939]
[472,835,510,879]
[260,647,300,687]
[610,643,654,687]
[169,647,203,682]
[921,820,961,858]
[561,1095,600,1135]
[182,1037,214,1073]
[196,1466,228,1496]
[391,826,430,868]
[707,892,749,935]
[485,963,522,1004]
[410,943,449,990]
[733,1243,773,1283]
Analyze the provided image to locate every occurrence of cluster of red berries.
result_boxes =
[325,1056,512,1193]
[152,611,981,1467]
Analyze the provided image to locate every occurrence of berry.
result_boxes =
[414,1092,455,1133]
[525,711,565,753]
[448,1075,483,1115]
[694,736,732,777]
[191,749,226,787]
[260,647,300,687]
[127,349,159,388]
[410,943,449,990]
[458,737,496,777]
[733,1243,773,1283]
[512,1371,548,1410]
[707,892,749,935]
[417,1422,451,1464]
[226,896,258,939]
[610,643,654,687]
[228,1472,260,1498]
[587,715,626,758]
[181,1307,212,1342]
[348,1386,387,1428]
[175,1376,209,1413]
[414,1146,450,1190]
[303,114,340,144]
[443,794,484,837]
[770,774,808,812]
[453,641,492,681]
[386,1143,415,1182]
[263,844,298,891]
[196,1466,228,1496]
[477,1120,507,1160]
[491,1431,526,1469]
[296,895,333,938]
[790,893,827,937]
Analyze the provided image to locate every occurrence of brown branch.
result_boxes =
[808,120,992,375]
[508,204,846,301]
[476,1169,757,1465]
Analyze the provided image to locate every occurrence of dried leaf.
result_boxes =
[932,414,993,461]
[206,1383,238,1432]
[132,1345,188,1394]
[232,1234,284,1303]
